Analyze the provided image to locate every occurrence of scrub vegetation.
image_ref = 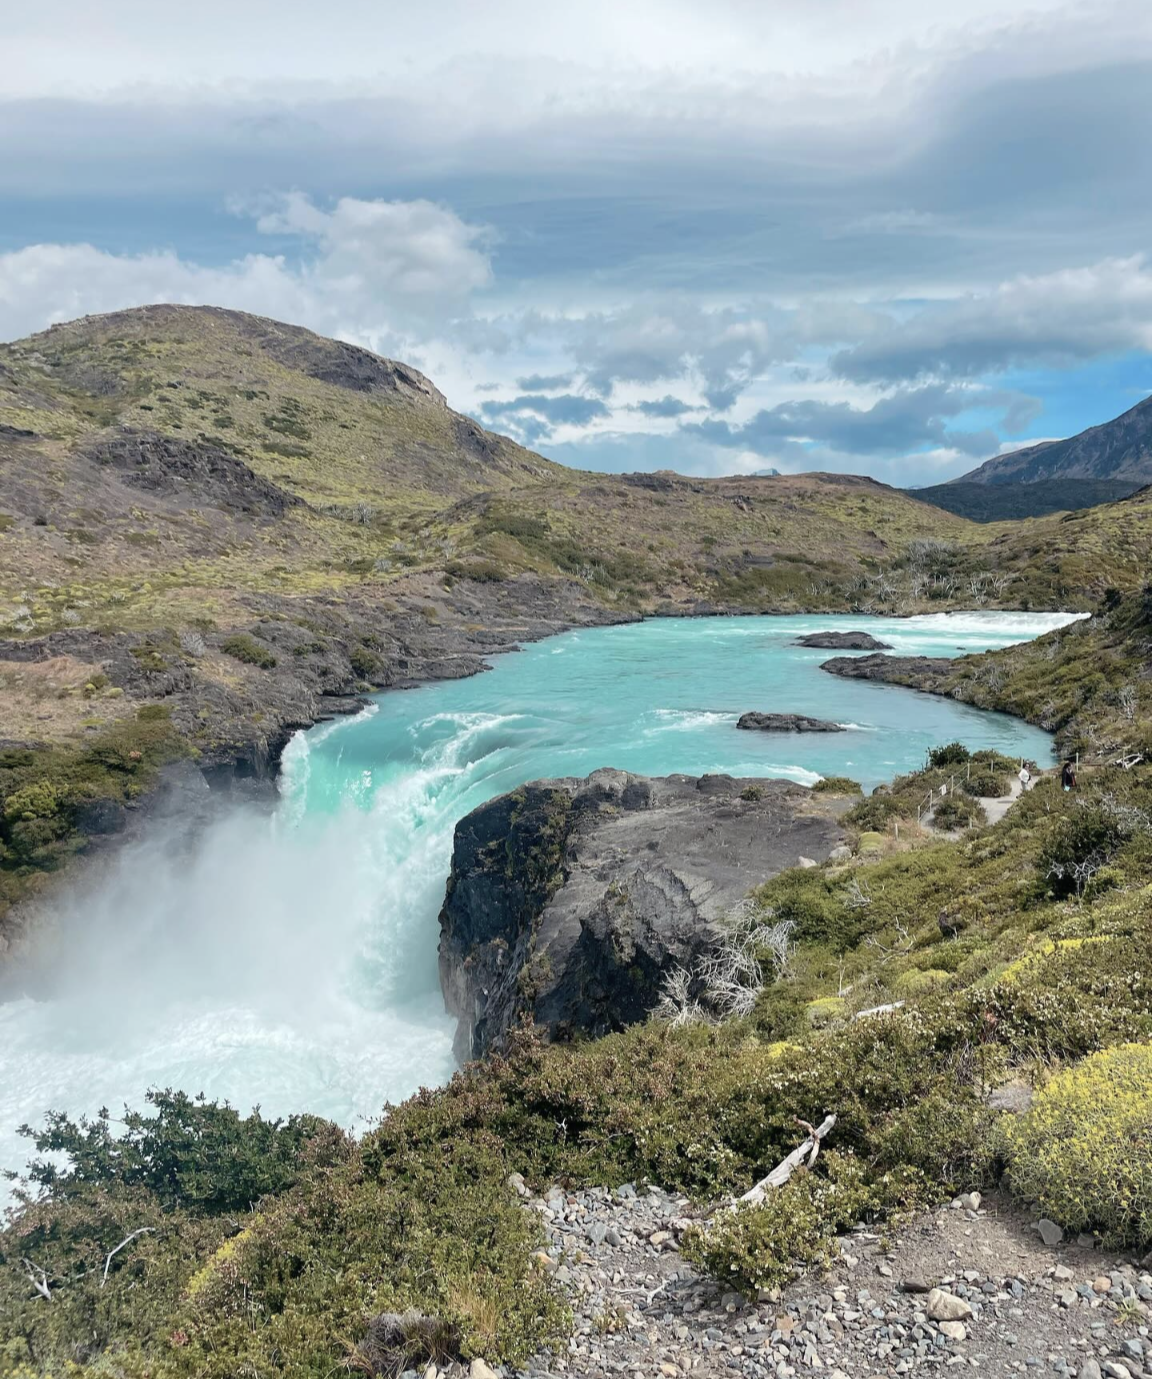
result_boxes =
[5,746,1152,1374]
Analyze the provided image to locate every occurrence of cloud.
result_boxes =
[688,384,1037,460]
[551,301,794,405]
[833,257,1152,383]
[515,372,574,391]
[249,192,493,301]
[478,392,610,438]
[0,195,494,347]
[631,395,696,418]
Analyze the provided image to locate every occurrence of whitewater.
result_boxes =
[0,612,1077,1194]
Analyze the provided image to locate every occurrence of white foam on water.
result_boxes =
[645,708,740,734]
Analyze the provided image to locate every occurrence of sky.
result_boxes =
[2,0,1152,484]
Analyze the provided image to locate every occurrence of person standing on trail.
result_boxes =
[1018,763,1032,791]
[1061,759,1077,792]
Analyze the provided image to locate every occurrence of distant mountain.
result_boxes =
[956,393,1152,486]
[914,479,1143,522]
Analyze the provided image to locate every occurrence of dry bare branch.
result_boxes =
[21,1258,52,1301]
[102,1228,157,1287]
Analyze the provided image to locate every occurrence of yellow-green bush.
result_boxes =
[1002,1043,1152,1247]
[894,969,951,995]
[805,996,846,1026]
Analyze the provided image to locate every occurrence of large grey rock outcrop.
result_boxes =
[438,769,845,1060]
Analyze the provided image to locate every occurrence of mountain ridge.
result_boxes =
[956,391,1152,486]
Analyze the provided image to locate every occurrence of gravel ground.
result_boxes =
[486,1184,1149,1379]
[406,1183,1151,1379]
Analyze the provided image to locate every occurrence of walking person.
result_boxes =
[1061,759,1077,792]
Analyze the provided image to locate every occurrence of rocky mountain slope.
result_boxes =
[957,393,1152,486]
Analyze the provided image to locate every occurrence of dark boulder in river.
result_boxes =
[737,712,845,732]
[796,630,892,650]
[438,768,845,1060]
[820,652,951,685]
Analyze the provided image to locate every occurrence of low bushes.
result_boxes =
[17,1090,331,1213]
[929,742,970,767]
[683,1152,918,1294]
[1002,1043,1152,1248]
[934,793,980,830]
[220,632,277,669]
[0,711,187,919]
[962,770,1011,798]
[811,775,862,795]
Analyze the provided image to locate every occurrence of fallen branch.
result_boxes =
[729,1113,837,1210]
[102,1228,157,1287]
[854,999,906,1020]
[21,1258,52,1302]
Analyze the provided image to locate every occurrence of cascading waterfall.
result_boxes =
[0,611,1080,1198]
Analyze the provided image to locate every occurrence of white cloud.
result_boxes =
[834,257,1152,382]
[3,0,1117,99]
[0,196,494,347]
[249,193,493,301]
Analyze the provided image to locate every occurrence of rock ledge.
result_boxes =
[438,769,845,1059]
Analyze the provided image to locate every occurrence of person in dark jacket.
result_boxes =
[1061,760,1077,791]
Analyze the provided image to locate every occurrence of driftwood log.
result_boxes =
[727,1113,837,1210]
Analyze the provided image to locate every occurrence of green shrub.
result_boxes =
[812,776,862,795]
[847,794,902,830]
[2,780,62,822]
[444,559,509,583]
[929,742,970,768]
[894,968,951,995]
[933,794,980,830]
[962,770,1010,798]
[16,1090,332,1215]
[1038,801,1124,899]
[349,645,383,679]
[1002,1043,1152,1247]
[683,1152,917,1294]
[221,633,277,669]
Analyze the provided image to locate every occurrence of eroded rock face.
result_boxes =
[86,431,300,517]
[438,769,845,1060]
[736,712,844,732]
[796,631,892,650]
